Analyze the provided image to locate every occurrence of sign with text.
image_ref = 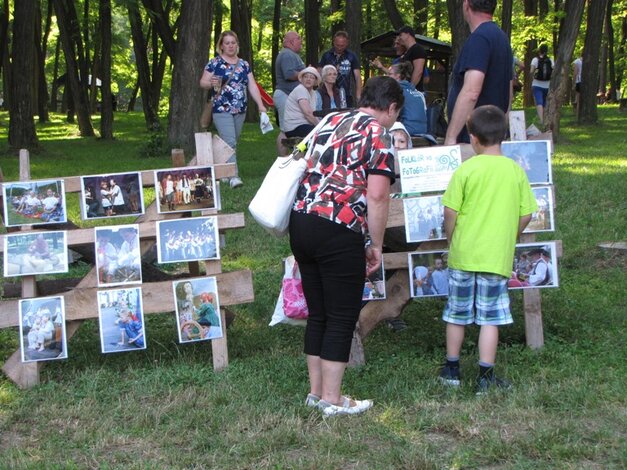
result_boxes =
[398,145,462,194]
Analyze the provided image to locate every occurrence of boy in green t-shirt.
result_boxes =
[439,105,537,394]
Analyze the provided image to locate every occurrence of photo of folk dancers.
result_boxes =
[97,287,146,353]
[363,263,386,301]
[156,216,220,264]
[509,242,559,289]
[173,277,223,343]
[4,231,69,277]
[2,179,67,227]
[409,251,450,298]
[19,296,67,363]
[525,186,555,233]
[81,172,144,220]
[154,166,216,214]
[95,225,142,287]
[403,195,446,243]
[502,140,552,185]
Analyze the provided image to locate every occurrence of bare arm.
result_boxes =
[247,72,267,113]
[410,58,425,87]
[199,69,214,90]
[518,214,532,237]
[365,174,391,275]
[354,68,363,102]
[444,69,485,145]
[443,206,458,245]
[297,98,320,126]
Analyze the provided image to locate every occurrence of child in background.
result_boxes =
[439,105,537,393]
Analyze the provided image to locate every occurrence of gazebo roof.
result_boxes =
[361,31,452,61]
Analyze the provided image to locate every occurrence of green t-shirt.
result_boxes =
[442,154,538,278]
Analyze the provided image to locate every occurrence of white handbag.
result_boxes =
[248,154,307,237]
[248,115,333,237]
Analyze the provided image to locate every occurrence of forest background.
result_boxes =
[1,0,626,155]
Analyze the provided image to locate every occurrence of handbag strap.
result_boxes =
[212,58,238,101]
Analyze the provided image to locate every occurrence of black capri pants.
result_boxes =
[289,211,365,363]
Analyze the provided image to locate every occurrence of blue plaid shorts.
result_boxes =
[442,268,513,326]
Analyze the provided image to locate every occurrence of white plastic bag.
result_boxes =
[259,112,274,134]
[269,256,307,327]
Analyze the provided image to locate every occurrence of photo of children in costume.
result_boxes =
[3,179,67,227]
[19,296,68,363]
[173,277,222,343]
[97,287,146,353]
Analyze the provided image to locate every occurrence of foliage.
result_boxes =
[0,106,626,468]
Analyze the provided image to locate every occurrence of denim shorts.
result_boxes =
[442,268,513,326]
[532,86,549,106]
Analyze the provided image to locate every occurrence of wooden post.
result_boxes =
[520,233,544,349]
[509,110,527,141]
[211,308,229,371]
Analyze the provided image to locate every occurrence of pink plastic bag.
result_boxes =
[282,258,309,319]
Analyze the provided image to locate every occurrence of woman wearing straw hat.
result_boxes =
[282,66,321,138]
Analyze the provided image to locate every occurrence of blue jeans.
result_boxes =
[213,112,246,176]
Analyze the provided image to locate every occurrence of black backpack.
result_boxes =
[535,56,553,81]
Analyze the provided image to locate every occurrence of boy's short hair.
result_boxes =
[466,105,507,146]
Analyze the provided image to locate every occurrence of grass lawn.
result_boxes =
[0,107,625,468]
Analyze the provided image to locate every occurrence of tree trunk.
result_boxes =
[606,0,617,102]
[35,2,50,123]
[414,0,428,34]
[523,0,538,107]
[545,0,585,138]
[304,0,321,68]
[446,0,470,63]
[128,2,161,130]
[8,0,38,150]
[501,0,513,38]
[271,0,280,89]
[382,0,405,30]
[127,81,139,112]
[213,0,223,52]
[616,15,626,91]
[168,0,211,152]
[50,39,61,112]
[99,0,113,139]
[53,0,94,136]
[433,0,443,39]
[151,25,169,111]
[345,0,361,59]
[0,0,8,79]
[579,0,610,124]
[230,0,256,122]
[330,0,345,36]
[141,0,176,60]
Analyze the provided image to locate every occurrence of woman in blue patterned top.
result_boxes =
[200,31,267,188]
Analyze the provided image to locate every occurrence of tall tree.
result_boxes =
[579,0,610,124]
[141,0,176,59]
[523,0,538,107]
[271,0,280,88]
[414,0,428,34]
[345,0,362,59]
[304,0,321,67]
[330,0,345,37]
[53,0,95,136]
[168,0,211,151]
[128,3,161,130]
[605,0,617,101]
[35,1,50,123]
[213,0,223,52]
[8,0,38,149]
[383,0,405,30]
[0,0,9,110]
[230,0,256,121]
[432,0,443,39]
[501,0,513,38]
[545,0,585,138]
[446,0,469,62]
[99,0,113,139]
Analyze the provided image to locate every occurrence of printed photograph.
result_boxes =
[363,262,386,301]
[408,251,450,298]
[173,277,223,342]
[95,225,142,287]
[525,186,555,233]
[97,287,146,353]
[4,231,69,277]
[80,171,144,220]
[154,166,216,214]
[502,140,553,185]
[2,179,67,227]
[156,216,220,264]
[509,242,559,289]
[19,296,67,363]
[403,195,446,243]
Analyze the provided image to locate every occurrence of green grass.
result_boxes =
[0,107,626,468]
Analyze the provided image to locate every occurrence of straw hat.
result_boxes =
[298,66,321,86]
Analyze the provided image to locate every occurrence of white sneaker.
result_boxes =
[318,396,373,416]
[229,176,243,188]
[305,393,320,408]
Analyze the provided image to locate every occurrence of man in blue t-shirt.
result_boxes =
[318,31,362,107]
[444,0,513,145]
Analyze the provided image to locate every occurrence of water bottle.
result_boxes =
[339,87,347,109]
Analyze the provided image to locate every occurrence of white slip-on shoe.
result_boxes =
[229,176,243,188]
[305,393,320,408]
[318,396,373,416]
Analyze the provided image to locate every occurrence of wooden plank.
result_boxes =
[211,308,229,371]
[523,288,544,349]
[1,354,41,389]
[0,269,254,328]
[171,149,186,167]
[194,132,215,164]
[509,110,527,141]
